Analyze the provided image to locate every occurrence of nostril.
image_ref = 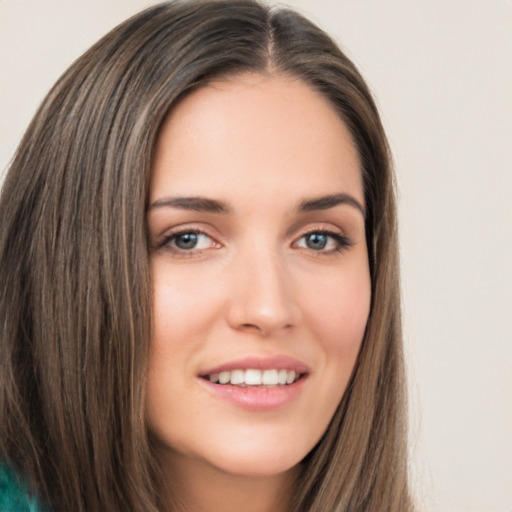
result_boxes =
[238,322,270,335]
[236,320,295,337]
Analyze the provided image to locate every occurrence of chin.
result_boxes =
[214,452,302,478]
[153,428,310,479]
[196,433,311,477]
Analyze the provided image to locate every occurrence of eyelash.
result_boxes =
[294,229,352,254]
[157,228,352,256]
[157,230,218,255]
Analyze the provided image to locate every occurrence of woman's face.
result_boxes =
[146,73,371,479]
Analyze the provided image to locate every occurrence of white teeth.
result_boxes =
[230,369,245,385]
[262,369,278,385]
[245,369,262,385]
[205,368,301,386]
[218,371,230,384]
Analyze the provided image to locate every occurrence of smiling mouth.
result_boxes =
[202,369,303,387]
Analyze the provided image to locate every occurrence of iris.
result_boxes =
[305,233,328,250]
[175,232,199,249]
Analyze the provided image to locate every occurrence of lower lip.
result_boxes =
[198,377,307,411]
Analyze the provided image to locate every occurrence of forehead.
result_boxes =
[151,73,363,207]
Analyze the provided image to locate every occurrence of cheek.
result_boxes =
[284,263,371,452]
[147,264,222,426]
[299,260,371,404]
[302,262,371,350]
[146,273,206,449]
[151,261,223,343]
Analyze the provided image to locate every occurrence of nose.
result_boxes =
[225,244,301,336]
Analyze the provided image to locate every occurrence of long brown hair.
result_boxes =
[0,1,414,510]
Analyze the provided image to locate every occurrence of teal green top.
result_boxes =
[0,464,47,512]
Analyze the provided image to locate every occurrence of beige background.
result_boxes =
[1,1,511,511]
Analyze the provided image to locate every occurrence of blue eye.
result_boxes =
[174,232,199,249]
[296,231,350,253]
[163,231,215,252]
[305,233,328,250]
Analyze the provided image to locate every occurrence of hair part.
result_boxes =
[0,1,414,510]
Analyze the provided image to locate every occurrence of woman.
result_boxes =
[0,1,414,510]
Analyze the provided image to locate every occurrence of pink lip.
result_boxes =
[198,377,307,411]
[197,355,310,411]
[199,355,310,376]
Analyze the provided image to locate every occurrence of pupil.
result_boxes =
[307,233,327,250]
[176,233,198,249]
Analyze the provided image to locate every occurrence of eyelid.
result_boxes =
[292,225,353,253]
[155,225,223,254]
[152,222,353,255]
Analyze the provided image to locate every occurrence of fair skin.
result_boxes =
[146,73,371,512]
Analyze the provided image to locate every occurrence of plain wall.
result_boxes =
[1,1,511,511]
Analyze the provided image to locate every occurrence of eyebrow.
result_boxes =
[148,193,365,216]
[148,196,231,214]
[297,193,365,216]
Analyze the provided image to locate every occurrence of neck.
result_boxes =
[158,450,300,512]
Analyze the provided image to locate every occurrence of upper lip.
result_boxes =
[199,355,310,377]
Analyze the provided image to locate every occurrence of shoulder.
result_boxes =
[0,464,48,512]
